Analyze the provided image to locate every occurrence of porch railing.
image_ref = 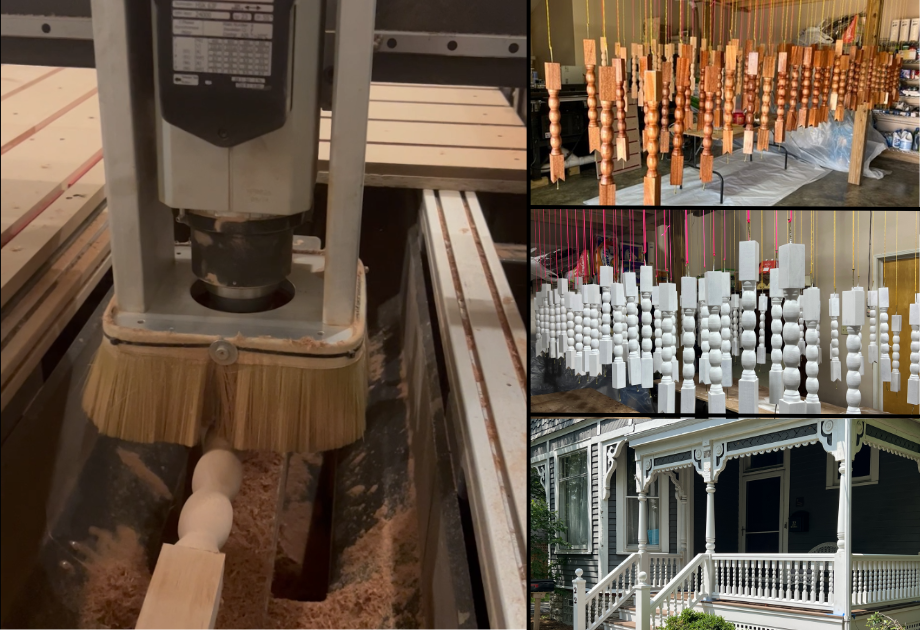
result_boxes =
[649,553,707,629]
[573,553,641,630]
[852,554,920,607]
[649,553,684,589]
[712,553,835,610]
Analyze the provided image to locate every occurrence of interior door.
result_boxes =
[742,476,782,553]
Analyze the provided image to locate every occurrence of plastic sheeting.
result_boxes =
[586,148,831,206]
[781,111,889,179]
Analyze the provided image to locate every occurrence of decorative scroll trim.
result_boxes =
[665,471,687,501]
[603,440,626,501]
[654,451,693,467]
[865,424,920,454]
[726,423,818,452]
[536,463,547,491]
[820,420,835,447]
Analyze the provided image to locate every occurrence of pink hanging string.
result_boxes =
[685,210,689,266]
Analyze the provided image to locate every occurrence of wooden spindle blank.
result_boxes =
[786,46,802,131]
[809,50,823,127]
[644,70,662,206]
[835,55,850,121]
[600,36,609,67]
[774,51,788,144]
[585,39,600,153]
[660,55,672,154]
[614,56,629,161]
[829,40,843,113]
[700,66,716,183]
[759,55,775,151]
[545,62,565,182]
[723,44,737,154]
[598,65,616,205]
[671,56,690,184]
[798,46,812,128]
[743,51,758,155]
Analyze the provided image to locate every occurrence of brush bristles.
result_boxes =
[83,339,207,446]
[83,338,367,452]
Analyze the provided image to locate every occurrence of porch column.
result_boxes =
[833,419,853,621]
[704,481,716,599]
[676,473,688,564]
[638,488,649,574]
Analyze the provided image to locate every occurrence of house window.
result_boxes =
[826,447,879,489]
[558,449,589,551]
[625,449,661,549]
[745,450,784,471]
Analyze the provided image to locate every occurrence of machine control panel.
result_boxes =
[155,0,295,147]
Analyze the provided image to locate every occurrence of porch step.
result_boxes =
[606,622,636,630]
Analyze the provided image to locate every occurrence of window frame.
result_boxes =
[615,446,670,554]
[554,443,593,555]
[825,446,879,489]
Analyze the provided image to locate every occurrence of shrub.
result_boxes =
[866,612,904,630]
[663,609,736,630]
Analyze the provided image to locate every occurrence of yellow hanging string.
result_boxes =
[547,0,554,62]
[587,0,590,38]
[797,0,804,42]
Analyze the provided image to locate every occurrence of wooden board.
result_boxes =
[136,543,225,629]
[531,388,639,414]
[0,66,61,99]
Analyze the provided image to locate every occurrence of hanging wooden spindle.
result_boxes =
[619,47,629,112]
[845,45,859,110]
[713,51,724,129]
[632,43,641,101]
[600,36,609,67]
[700,65,716,183]
[774,51,788,144]
[723,44,737,154]
[671,56,690,185]
[545,62,565,183]
[690,36,699,104]
[585,39,600,154]
[598,65,616,205]
[829,40,844,114]
[660,52,672,154]
[683,44,695,131]
[798,46,813,128]
[857,46,873,106]
[834,55,850,121]
[820,50,834,122]
[786,46,802,131]
[809,50,824,127]
[759,55,775,152]
[890,55,902,104]
[615,56,629,161]
[876,52,890,107]
[743,51,758,155]
[643,69,662,206]
[736,42,745,130]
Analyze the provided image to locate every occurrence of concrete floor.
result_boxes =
[531,154,919,206]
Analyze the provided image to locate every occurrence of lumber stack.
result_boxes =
[0,64,111,411]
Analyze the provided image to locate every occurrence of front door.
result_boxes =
[742,475,783,553]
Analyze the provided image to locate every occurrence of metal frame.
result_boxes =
[374,31,524,58]
[0,14,92,39]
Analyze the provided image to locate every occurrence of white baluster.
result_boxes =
[640,266,654,387]
[700,279,711,384]
[786,561,793,601]
[653,287,662,372]
[892,314,902,392]
[819,561,825,604]
[810,561,817,602]
[880,287,891,381]
[769,269,784,402]
[681,277,697,412]
[758,293,768,363]
[720,275,732,386]
[828,559,834,604]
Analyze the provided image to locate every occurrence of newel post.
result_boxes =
[635,570,651,630]
[573,568,586,630]
[833,419,853,621]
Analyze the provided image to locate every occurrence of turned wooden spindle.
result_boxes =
[690,36,699,104]
[723,44,737,154]
[700,65,716,183]
[798,46,812,128]
[618,47,629,113]
[786,46,801,131]
[671,56,690,185]
[759,55,775,151]
[736,43,745,129]
[835,55,850,121]
[774,51,788,143]
[598,65,616,205]
[891,55,902,104]
[820,50,833,121]
[713,51,724,129]
[844,45,858,110]
[875,52,889,107]
[585,40,600,153]
[660,55,672,154]
[683,43,694,131]
[600,36,609,67]
[545,62,565,182]
[809,50,823,127]
[856,46,872,106]
[644,70,662,206]
[829,40,844,113]
[614,56,629,161]
[743,51,758,155]
[632,43,641,102]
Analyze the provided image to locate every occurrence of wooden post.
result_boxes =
[573,568,587,630]
[614,57,629,161]
[599,65,616,204]
[723,44,737,154]
[848,103,869,185]
[775,52,788,143]
[545,63,565,183]
[636,571,651,630]
[833,420,853,619]
[672,57,690,184]
[743,51,758,155]
[864,0,884,48]
[532,592,544,630]
[585,40,600,153]
[759,55,775,151]
[643,70,662,205]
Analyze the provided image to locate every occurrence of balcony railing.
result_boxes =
[712,553,835,610]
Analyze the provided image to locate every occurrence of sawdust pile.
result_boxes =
[116,447,172,500]
[267,499,421,629]
[216,451,286,629]
[78,525,151,629]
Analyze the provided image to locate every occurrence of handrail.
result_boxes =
[852,553,920,560]
[712,553,835,560]
[648,553,685,589]
[851,554,920,606]
[574,553,641,630]
[711,553,835,611]
[649,553,708,629]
